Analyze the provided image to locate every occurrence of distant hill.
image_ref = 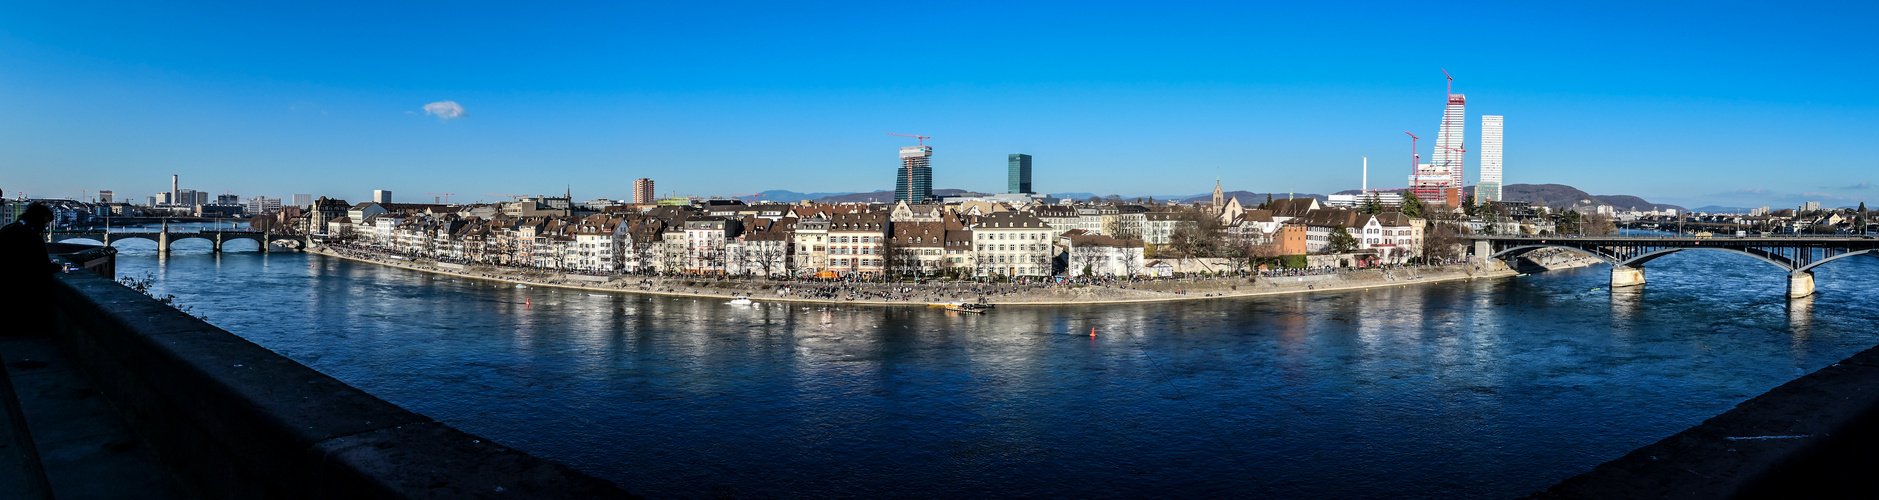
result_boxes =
[1178,191,1327,205]
[1470,184,1685,212]
[1688,205,1759,214]
[811,189,983,204]
[758,190,856,203]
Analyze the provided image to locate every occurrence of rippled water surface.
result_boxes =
[108,239,1879,498]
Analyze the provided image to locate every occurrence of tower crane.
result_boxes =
[730,193,765,204]
[426,192,457,204]
[886,133,931,146]
[484,193,529,201]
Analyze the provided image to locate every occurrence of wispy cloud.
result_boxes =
[422,101,466,121]
[1842,181,1872,190]
[1730,187,1769,195]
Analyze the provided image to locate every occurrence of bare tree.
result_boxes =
[1583,212,1616,236]
[1423,222,1465,261]
[1119,245,1144,277]
[749,240,788,277]
[1166,209,1223,259]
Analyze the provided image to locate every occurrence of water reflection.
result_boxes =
[113,251,1879,499]
[1788,294,1815,338]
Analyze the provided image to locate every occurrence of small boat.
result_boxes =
[728,296,754,305]
[942,303,991,314]
[515,284,528,288]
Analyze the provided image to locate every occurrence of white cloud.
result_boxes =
[422,101,466,121]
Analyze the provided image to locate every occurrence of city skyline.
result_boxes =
[2,2,1875,208]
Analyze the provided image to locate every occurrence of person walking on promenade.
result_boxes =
[1,203,62,335]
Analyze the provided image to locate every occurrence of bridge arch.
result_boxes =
[1617,247,1798,273]
[1488,244,1619,265]
[1797,249,1879,273]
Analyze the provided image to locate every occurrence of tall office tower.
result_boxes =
[292,194,313,208]
[373,190,392,204]
[216,193,240,205]
[195,191,209,205]
[1008,154,1033,194]
[154,193,169,206]
[1479,115,1504,202]
[1434,93,1466,194]
[171,174,179,207]
[633,178,655,205]
[98,190,113,203]
[175,189,198,206]
[894,145,933,203]
[147,196,157,207]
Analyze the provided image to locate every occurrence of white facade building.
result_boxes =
[1479,115,1504,202]
[973,211,1054,277]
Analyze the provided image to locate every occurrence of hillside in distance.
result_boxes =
[810,189,984,204]
[1499,184,1684,211]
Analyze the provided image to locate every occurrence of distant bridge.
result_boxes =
[49,224,305,253]
[1472,235,1879,298]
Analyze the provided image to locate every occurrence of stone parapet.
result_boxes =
[46,272,637,499]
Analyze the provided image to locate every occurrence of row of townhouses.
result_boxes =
[316,194,1428,277]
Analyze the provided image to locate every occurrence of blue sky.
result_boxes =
[2,1,1875,208]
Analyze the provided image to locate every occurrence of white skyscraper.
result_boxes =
[1479,115,1504,202]
[373,190,392,204]
[1433,94,1466,193]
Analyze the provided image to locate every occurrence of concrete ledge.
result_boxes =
[1531,346,1879,499]
[47,272,637,499]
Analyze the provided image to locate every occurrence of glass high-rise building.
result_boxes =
[1433,94,1466,193]
[1008,153,1032,194]
[895,146,933,203]
[1479,115,1504,202]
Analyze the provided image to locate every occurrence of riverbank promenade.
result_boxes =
[312,244,1518,306]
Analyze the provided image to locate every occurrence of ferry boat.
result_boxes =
[728,296,754,305]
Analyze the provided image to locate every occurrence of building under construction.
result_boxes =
[1409,73,1466,207]
[894,145,933,203]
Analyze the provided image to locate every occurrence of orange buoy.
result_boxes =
[1090,327,1096,338]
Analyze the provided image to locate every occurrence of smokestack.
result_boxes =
[1362,157,1368,193]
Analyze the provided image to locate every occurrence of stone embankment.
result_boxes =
[310,245,1516,306]
[1516,247,1605,272]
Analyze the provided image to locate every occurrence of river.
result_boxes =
[104,237,1879,498]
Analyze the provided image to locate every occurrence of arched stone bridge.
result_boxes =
[49,227,305,253]
[1471,235,1879,298]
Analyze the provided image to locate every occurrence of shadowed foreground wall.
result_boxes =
[45,271,638,499]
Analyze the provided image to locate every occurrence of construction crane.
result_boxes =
[484,193,529,201]
[72,189,90,202]
[730,193,765,204]
[426,192,457,204]
[886,133,931,146]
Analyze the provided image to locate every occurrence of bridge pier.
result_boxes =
[156,230,170,254]
[1612,266,1646,288]
[1789,271,1815,299]
[212,233,223,253]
